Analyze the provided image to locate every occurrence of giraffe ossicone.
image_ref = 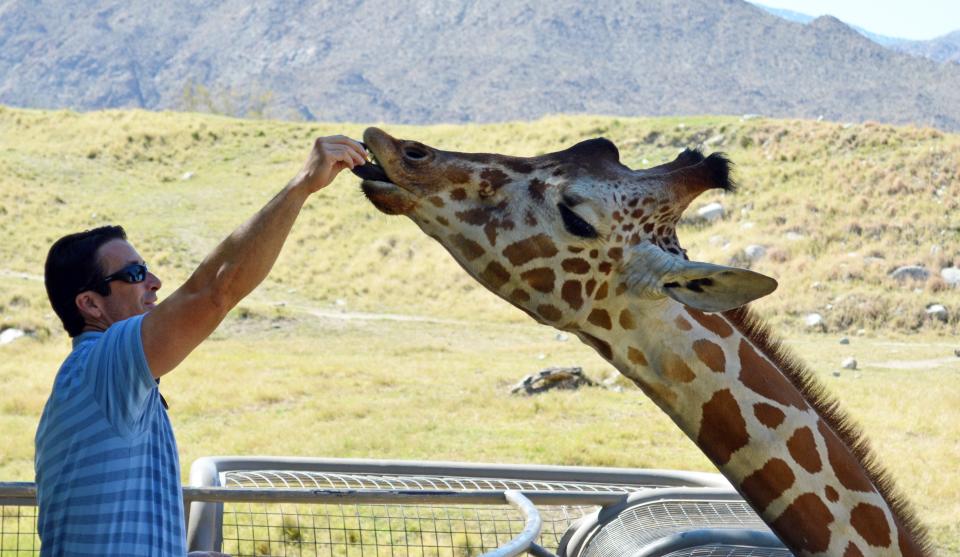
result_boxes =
[353,127,931,557]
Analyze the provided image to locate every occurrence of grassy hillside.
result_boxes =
[1,107,959,552]
[1,106,957,338]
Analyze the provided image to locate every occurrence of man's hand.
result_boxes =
[292,135,367,193]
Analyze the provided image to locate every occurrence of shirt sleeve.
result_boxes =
[86,314,157,437]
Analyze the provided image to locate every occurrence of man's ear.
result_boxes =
[75,292,104,321]
[625,244,778,312]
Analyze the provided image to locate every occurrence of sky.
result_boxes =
[752,0,960,40]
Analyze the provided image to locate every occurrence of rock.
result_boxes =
[832,370,841,377]
[856,328,867,336]
[941,267,960,286]
[510,367,599,395]
[697,202,724,222]
[890,266,930,282]
[785,231,804,241]
[926,304,949,323]
[0,328,25,346]
[954,349,960,358]
[180,171,194,181]
[804,313,825,330]
[841,357,857,370]
[839,337,850,345]
[334,298,347,307]
[555,332,569,342]
[744,245,766,260]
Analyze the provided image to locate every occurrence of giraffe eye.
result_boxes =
[558,203,598,239]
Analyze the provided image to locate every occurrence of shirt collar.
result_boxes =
[71,330,103,348]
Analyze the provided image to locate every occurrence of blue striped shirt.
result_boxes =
[35,315,185,556]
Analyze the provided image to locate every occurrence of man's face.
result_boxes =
[82,239,162,327]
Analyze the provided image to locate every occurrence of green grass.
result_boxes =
[1,106,959,553]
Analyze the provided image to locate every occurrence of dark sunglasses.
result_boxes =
[102,263,149,285]
[79,263,149,295]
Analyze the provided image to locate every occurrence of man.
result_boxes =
[35,135,367,556]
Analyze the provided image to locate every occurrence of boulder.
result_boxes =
[841,357,857,370]
[510,367,599,395]
[941,267,960,287]
[890,266,930,282]
[804,313,825,330]
[697,202,724,222]
[926,304,949,323]
[744,245,766,260]
[0,328,25,346]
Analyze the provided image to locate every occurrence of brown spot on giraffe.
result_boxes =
[850,503,892,548]
[502,233,559,266]
[740,457,795,511]
[619,309,636,330]
[825,485,839,502]
[528,178,548,203]
[561,258,591,274]
[844,542,865,557]
[817,420,876,493]
[607,247,623,261]
[686,309,734,338]
[449,234,485,261]
[561,280,583,310]
[580,332,613,360]
[598,261,612,274]
[479,261,511,289]
[444,166,471,184]
[787,426,823,474]
[524,210,537,226]
[588,309,612,330]
[661,352,696,383]
[584,279,596,296]
[627,347,648,366]
[675,315,693,331]
[771,493,834,553]
[509,288,530,304]
[594,282,609,300]
[520,267,556,293]
[692,339,726,373]
[615,282,627,295]
[436,216,449,227]
[450,188,467,201]
[753,403,786,429]
[589,249,599,259]
[739,340,810,410]
[697,389,749,465]
[537,304,563,322]
[478,168,510,197]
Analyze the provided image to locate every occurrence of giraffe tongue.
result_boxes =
[351,161,391,183]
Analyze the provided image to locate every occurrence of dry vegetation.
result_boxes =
[1,107,958,553]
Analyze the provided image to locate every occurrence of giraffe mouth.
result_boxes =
[351,159,392,184]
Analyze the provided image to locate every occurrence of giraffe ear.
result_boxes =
[625,244,777,312]
[660,259,778,312]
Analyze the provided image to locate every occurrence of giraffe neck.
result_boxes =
[576,298,928,557]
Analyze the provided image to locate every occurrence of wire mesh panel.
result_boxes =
[578,500,790,557]
[215,470,631,556]
[0,504,40,555]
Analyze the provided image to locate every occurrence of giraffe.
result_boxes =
[351,127,931,557]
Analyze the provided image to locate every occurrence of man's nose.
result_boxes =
[147,272,162,290]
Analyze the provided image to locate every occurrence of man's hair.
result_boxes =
[45,225,127,337]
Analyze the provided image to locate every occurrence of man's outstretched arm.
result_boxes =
[142,135,366,377]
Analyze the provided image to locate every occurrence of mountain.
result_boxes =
[1,0,959,130]
[752,3,960,63]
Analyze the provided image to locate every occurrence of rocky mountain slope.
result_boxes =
[1,0,959,129]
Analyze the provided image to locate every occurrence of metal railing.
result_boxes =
[1,458,791,556]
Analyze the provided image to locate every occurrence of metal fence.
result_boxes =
[1,458,790,556]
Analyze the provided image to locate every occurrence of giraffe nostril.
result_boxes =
[403,145,430,160]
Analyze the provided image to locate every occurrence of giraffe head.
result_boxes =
[354,127,777,330]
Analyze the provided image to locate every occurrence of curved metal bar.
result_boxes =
[480,490,543,557]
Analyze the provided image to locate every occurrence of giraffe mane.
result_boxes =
[722,306,933,553]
